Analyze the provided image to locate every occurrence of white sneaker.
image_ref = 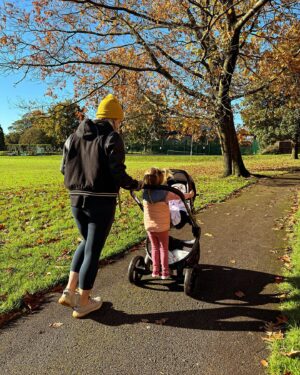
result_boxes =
[72,297,103,318]
[58,289,79,308]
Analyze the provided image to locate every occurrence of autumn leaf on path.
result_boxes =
[23,292,44,311]
[260,359,268,367]
[278,254,291,263]
[204,233,213,237]
[49,322,63,328]
[280,350,300,358]
[234,290,245,298]
[154,318,169,325]
[230,259,236,264]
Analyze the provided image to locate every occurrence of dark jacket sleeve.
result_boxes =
[60,135,73,175]
[105,132,138,190]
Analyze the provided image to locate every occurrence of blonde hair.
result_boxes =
[143,167,173,186]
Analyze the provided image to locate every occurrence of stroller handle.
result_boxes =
[130,184,199,230]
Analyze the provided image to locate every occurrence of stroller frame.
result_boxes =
[128,169,201,296]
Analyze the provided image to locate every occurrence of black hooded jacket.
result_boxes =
[61,119,138,199]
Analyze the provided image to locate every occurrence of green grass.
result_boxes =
[0,154,299,315]
[268,204,300,375]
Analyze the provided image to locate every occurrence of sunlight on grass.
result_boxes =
[268,204,300,375]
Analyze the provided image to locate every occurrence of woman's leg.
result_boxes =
[65,207,89,292]
[157,230,169,276]
[147,231,160,275]
[78,202,116,305]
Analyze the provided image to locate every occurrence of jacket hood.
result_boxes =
[75,119,113,139]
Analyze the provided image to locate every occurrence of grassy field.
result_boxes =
[268,198,300,375]
[0,154,299,314]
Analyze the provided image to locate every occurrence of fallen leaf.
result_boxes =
[23,292,44,311]
[154,318,169,325]
[262,330,284,342]
[0,224,5,230]
[274,276,284,284]
[230,259,236,264]
[280,350,300,358]
[49,322,63,328]
[264,321,281,333]
[0,293,8,302]
[234,290,245,298]
[5,267,15,274]
[278,255,291,263]
[36,239,44,244]
[260,359,268,367]
[276,315,288,325]
[204,233,213,237]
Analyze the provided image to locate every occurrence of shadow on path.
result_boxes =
[90,265,282,332]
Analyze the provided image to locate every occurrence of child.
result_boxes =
[143,167,194,279]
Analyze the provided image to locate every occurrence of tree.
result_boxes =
[5,132,20,145]
[0,125,5,151]
[5,102,82,148]
[19,127,51,145]
[241,20,300,158]
[242,90,300,158]
[40,101,83,147]
[124,91,167,151]
[8,112,39,135]
[0,1,298,175]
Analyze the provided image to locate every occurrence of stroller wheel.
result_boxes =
[184,267,196,296]
[128,256,145,284]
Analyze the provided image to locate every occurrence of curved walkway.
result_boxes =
[1,173,300,375]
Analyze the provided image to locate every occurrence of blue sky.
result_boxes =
[0,73,49,134]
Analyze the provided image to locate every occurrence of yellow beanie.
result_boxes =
[96,94,124,121]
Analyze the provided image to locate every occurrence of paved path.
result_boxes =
[1,173,300,375]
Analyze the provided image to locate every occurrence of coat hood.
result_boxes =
[75,118,113,139]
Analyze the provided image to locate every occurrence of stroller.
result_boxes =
[128,169,201,296]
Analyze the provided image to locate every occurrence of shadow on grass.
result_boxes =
[90,264,283,332]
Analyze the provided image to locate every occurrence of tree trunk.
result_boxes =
[217,121,232,176]
[291,138,299,159]
[216,100,250,177]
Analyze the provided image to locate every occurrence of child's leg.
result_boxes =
[157,230,169,276]
[147,231,160,275]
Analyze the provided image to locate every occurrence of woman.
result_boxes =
[59,94,141,318]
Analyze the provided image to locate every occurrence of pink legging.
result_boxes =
[147,230,169,275]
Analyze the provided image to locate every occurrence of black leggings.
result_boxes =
[70,199,116,290]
